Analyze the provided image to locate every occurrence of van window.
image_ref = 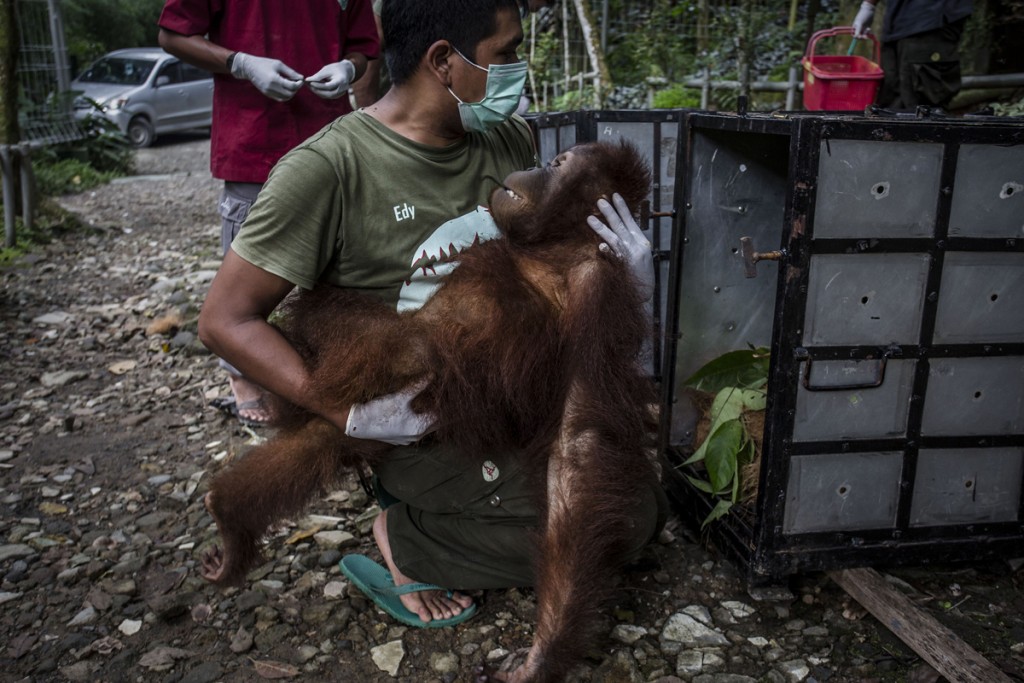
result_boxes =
[180,62,212,83]
[78,57,157,86]
[157,61,183,85]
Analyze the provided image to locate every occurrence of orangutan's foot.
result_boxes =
[200,491,231,584]
[472,648,535,682]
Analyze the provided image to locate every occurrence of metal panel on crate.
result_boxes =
[949,144,1024,237]
[814,139,943,238]
[783,452,903,534]
[528,112,583,164]
[583,112,684,375]
[920,356,1024,436]
[666,126,789,445]
[910,448,1024,527]
[589,113,680,250]
[933,252,1024,344]
[793,359,915,441]
[803,253,930,346]
[673,128,789,385]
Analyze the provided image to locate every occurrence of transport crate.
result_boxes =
[660,110,1024,583]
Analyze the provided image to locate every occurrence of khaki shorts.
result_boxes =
[376,442,668,589]
[218,181,262,257]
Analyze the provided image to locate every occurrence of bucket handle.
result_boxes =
[804,26,880,64]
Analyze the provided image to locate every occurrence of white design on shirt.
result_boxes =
[398,206,499,313]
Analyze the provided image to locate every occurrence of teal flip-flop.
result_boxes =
[338,554,477,628]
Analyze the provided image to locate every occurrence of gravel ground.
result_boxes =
[1,132,1023,683]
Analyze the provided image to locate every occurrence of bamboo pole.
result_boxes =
[570,0,611,107]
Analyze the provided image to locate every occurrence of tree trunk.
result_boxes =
[697,0,710,55]
[0,0,19,144]
[737,0,754,101]
[569,0,611,106]
[805,0,822,49]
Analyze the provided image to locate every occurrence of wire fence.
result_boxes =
[15,0,82,145]
[525,0,800,112]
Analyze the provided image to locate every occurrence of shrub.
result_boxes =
[652,85,702,109]
[34,115,134,196]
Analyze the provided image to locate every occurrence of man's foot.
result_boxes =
[372,509,473,623]
[227,374,272,424]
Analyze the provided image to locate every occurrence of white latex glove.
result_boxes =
[305,60,357,100]
[345,381,437,446]
[230,52,304,102]
[587,193,655,302]
[852,1,875,38]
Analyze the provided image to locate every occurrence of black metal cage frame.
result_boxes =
[528,109,1024,584]
[661,111,1024,582]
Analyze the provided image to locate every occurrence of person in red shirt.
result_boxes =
[157,0,380,424]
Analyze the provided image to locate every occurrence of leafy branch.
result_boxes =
[681,347,769,526]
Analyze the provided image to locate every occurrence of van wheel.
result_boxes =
[127,117,155,147]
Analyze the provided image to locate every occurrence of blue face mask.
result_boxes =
[447,47,528,133]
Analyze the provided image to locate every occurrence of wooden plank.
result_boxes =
[828,567,1011,683]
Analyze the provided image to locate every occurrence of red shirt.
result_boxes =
[158,0,380,183]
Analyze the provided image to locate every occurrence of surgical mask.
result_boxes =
[447,47,528,133]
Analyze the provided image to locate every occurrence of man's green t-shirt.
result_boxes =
[232,111,537,309]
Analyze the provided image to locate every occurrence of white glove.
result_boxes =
[230,52,304,102]
[587,193,655,302]
[305,60,357,100]
[852,1,875,38]
[345,381,437,446]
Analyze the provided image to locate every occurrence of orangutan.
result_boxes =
[201,140,660,683]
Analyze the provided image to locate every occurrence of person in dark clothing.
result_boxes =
[853,0,973,108]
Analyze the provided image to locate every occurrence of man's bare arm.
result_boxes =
[198,250,350,429]
[158,29,234,73]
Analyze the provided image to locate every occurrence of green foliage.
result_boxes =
[34,157,119,195]
[552,87,593,111]
[651,85,701,109]
[61,0,167,73]
[681,347,770,527]
[34,114,133,195]
[683,347,770,394]
[605,0,697,86]
[0,199,82,266]
[528,31,560,84]
[992,95,1024,116]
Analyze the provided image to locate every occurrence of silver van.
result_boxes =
[71,47,213,147]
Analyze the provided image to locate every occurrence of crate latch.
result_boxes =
[740,236,784,278]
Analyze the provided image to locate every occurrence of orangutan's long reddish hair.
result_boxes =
[202,141,659,683]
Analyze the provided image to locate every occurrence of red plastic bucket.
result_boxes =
[802,26,884,111]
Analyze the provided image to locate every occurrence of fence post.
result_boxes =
[1,145,15,248]
[786,65,799,110]
[17,142,33,232]
[701,67,711,109]
[46,0,71,91]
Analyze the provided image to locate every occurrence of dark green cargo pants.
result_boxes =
[374,441,668,590]
[878,18,967,108]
